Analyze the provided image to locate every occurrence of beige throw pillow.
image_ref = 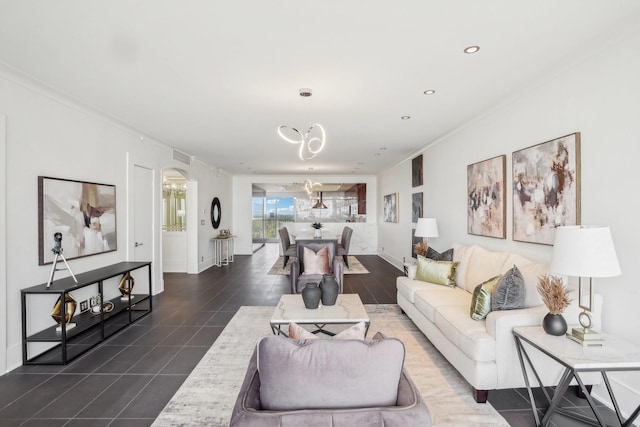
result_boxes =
[302,246,330,275]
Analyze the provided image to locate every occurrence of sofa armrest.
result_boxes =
[290,257,301,293]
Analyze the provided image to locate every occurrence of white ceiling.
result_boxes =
[1,1,639,175]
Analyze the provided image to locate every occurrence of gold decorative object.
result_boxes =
[51,293,77,332]
[537,274,571,315]
[118,272,135,299]
[414,241,427,257]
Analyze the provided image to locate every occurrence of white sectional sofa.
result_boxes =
[397,243,599,403]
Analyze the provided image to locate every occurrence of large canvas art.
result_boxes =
[411,192,423,223]
[512,133,581,245]
[412,155,423,187]
[39,176,117,265]
[467,155,506,239]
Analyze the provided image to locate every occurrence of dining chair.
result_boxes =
[337,226,353,268]
[279,227,297,268]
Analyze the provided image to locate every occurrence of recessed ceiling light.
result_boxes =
[464,45,480,54]
[423,90,435,95]
[380,147,387,150]
[401,116,411,120]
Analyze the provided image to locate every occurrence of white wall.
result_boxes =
[378,25,640,418]
[0,66,231,372]
[232,174,378,255]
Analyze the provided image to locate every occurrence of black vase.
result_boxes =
[320,274,339,306]
[542,312,567,336]
[301,284,321,309]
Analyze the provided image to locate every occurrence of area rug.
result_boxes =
[267,255,370,275]
[152,304,508,427]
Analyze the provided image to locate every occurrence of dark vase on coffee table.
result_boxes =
[320,274,339,306]
[302,283,321,309]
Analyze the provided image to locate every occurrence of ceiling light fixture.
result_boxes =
[401,116,411,120]
[464,45,480,54]
[278,88,326,161]
[312,191,328,209]
[423,90,435,95]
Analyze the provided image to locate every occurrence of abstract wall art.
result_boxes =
[412,154,423,187]
[467,155,506,239]
[383,193,398,223]
[412,192,423,223]
[38,176,117,265]
[512,133,581,245]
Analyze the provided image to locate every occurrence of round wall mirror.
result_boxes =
[211,197,221,229]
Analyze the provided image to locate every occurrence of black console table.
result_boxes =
[21,261,152,365]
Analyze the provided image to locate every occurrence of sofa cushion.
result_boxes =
[414,287,470,323]
[415,256,458,287]
[463,246,510,293]
[469,275,502,320]
[492,265,526,311]
[397,276,449,304]
[426,246,454,261]
[257,335,405,411]
[452,243,475,290]
[433,305,496,362]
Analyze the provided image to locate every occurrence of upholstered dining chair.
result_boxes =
[337,226,353,268]
[290,240,344,294]
[278,227,297,268]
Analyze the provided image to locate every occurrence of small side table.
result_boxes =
[210,236,235,267]
[513,326,640,427]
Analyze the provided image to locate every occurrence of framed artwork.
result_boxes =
[412,155,423,187]
[383,193,398,223]
[38,176,117,265]
[467,155,506,239]
[512,132,581,245]
[411,192,423,223]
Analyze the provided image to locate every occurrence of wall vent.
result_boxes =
[172,149,191,165]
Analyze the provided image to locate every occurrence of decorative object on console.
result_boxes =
[467,155,506,239]
[412,154,423,187]
[38,176,117,265]
[311,221,323,237]
[301,284,321,309]
[277,88,326,161]
[414,218,439,256]
[550,225,620,346]
[210,197,221,229]
[513,132,581,245]
[383,193,398,223]
[51,292,77,332]
[118,271,135,300]
[537,274,571,336]
[320,274,339,306]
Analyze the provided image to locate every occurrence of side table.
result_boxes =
[210,236,235,267]
[513,326,640,427]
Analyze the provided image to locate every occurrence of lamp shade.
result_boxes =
[415,218,439,238]
[550,225,621,278]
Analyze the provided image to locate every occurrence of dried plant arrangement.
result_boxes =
[415,241,427,257]
[537,274,571,314]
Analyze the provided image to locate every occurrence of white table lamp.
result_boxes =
[550,225,621,345]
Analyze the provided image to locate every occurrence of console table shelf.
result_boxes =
[21,261,152,365]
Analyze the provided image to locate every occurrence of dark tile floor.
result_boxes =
[1,243,615,426]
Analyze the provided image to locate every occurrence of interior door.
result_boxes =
[133,165,153,262]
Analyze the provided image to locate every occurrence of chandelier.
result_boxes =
[278,88,326,161]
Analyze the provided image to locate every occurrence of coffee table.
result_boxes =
[270,294,370,337]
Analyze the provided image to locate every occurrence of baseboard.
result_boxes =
[591,373,640,426]
[378,252,403,271]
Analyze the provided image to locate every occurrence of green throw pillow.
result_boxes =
[415,255,458,287]
[470,275,502,320]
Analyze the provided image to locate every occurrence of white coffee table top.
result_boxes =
[271,294,369,324]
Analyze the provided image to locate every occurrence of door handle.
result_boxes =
[135,242,144,247]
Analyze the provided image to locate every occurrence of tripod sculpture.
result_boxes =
[46,232,78,289]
